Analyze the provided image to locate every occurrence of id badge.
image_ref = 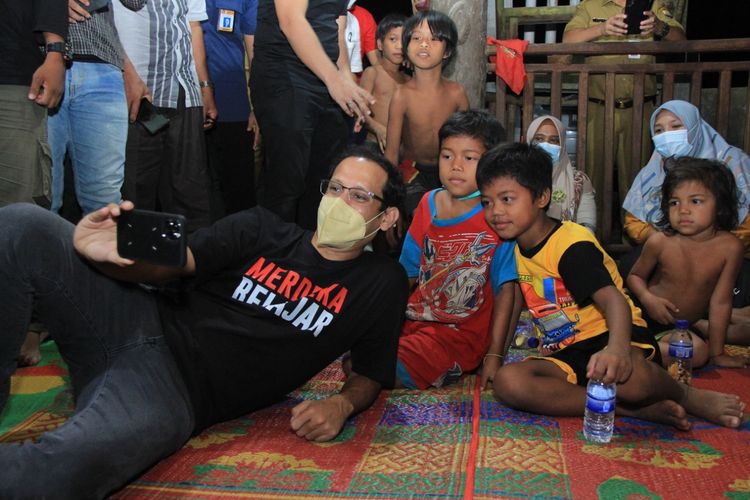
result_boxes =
[218,9,235,32]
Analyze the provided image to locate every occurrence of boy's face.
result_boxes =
[439,135,486,198]
[481,176,549,244]
[407,20,447,69]
[667,180,717,240]
[378,27,404,65]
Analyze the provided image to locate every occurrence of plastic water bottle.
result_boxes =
[583,379,616,443]
[667,319,693,385]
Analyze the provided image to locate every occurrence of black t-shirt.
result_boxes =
[0,2,68,86]
[252,0,346,95]
[159,208,409,433]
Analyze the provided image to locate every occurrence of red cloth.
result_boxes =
[351,6,377,61]
[487,37,529,95]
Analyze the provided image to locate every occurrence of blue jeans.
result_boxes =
[0,204,195,499]
[49,62,128,215]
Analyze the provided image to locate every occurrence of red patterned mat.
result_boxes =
[2,344,750,499]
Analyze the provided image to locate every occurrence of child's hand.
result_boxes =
[586,346,632,384]
[480,354,503,389]
[711,353,750,369]
[642,293,679,325]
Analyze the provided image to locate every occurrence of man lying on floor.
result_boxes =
[0,144,409,499]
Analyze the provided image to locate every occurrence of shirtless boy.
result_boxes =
[359,14,410,151]
[627,157,749,368]
[384,10,469,217]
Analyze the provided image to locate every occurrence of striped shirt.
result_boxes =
[112,0,207,108]
[69,1,146,69]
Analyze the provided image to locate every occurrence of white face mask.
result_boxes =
[316,196,383,250]
[535,141,561,163]
[653,129,691,159]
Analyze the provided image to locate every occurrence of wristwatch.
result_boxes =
[45,42,73,62]
[654,20,671,40]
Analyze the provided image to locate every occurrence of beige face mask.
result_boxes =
[316,196,384,250]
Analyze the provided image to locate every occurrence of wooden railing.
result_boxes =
[487,38,750,250]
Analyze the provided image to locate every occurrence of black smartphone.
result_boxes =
[117,209,187,267]
[78,0,109,12]
[625,0,654,35]
[136,98,170,135]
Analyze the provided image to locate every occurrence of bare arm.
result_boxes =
[384,86,406,165]
[586,286,634,384]
[707,238,746,366]
[244,33,261,148]
[275,0,373,119]
[290,373,381,441]
[480,281,516,388]
[190,21,218,128]
[627,234,680,325]
[73,202,196,285]
[28,32,67,108]
[122,55,149,122]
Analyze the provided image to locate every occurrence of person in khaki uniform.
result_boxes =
[563,0,684,231]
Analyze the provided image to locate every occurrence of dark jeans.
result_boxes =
[253,86,347,230]
[0,204,194,499]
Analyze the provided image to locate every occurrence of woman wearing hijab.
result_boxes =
[623,99,750,251]
[622,100,750,333]
[526,115,597,232]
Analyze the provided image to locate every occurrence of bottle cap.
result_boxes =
[675,319,690,329]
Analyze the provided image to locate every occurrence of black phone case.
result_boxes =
[136,99,170,135]
[117,209,187,267]
[625,0,654,35]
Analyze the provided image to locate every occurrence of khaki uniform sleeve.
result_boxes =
[623,212,656,244]
[652,0,684,29]
[564,1,593,32]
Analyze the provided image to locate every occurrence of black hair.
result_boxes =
[658,156,739,233]
[402,10,458,67]
[438,110,506,152]
[329,143,405,212]
[476,142,552,202]
[376,13,407,42]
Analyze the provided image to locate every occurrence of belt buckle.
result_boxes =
[614,98,632,109]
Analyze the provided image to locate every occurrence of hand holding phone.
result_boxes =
[117,209,187,267]
[625,0,654,35]
[136,98,170,135]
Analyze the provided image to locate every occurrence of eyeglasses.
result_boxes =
[320,179,385,205]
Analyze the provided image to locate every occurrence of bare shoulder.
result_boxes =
[644,230,668,251]
[714,231,744,256]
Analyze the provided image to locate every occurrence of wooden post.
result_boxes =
[431,0,488,108]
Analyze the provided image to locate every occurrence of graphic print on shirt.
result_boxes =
[413,232,496,323]
[231,256,348,337]
[518,273,579,355]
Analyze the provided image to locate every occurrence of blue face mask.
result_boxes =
[652,129,691,159]
[535,141,561,163]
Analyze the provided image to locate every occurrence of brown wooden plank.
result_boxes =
[522,73,535,141]
[717,70,732,138]
[661,71,674,102]
[690,71,702,107]
[551,70,562,119]
[603,72,616,245]
[577,71,589,171]
[496,76,507,127]
[631,73,646,184]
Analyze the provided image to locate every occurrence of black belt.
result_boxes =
[588,95,657,109]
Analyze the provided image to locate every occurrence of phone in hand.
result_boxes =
[136,98,170,135]
[625,0,654,35]
[78,0,109,12]
[117,209,187,267]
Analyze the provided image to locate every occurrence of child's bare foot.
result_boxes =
[681,386,745,428]
[621,400,690,431]
[17,330,48,367]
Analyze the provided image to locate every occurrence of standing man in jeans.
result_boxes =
[251,0,375,230]
[50,0,146,216]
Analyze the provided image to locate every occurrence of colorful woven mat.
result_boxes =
[2,343,750,499]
